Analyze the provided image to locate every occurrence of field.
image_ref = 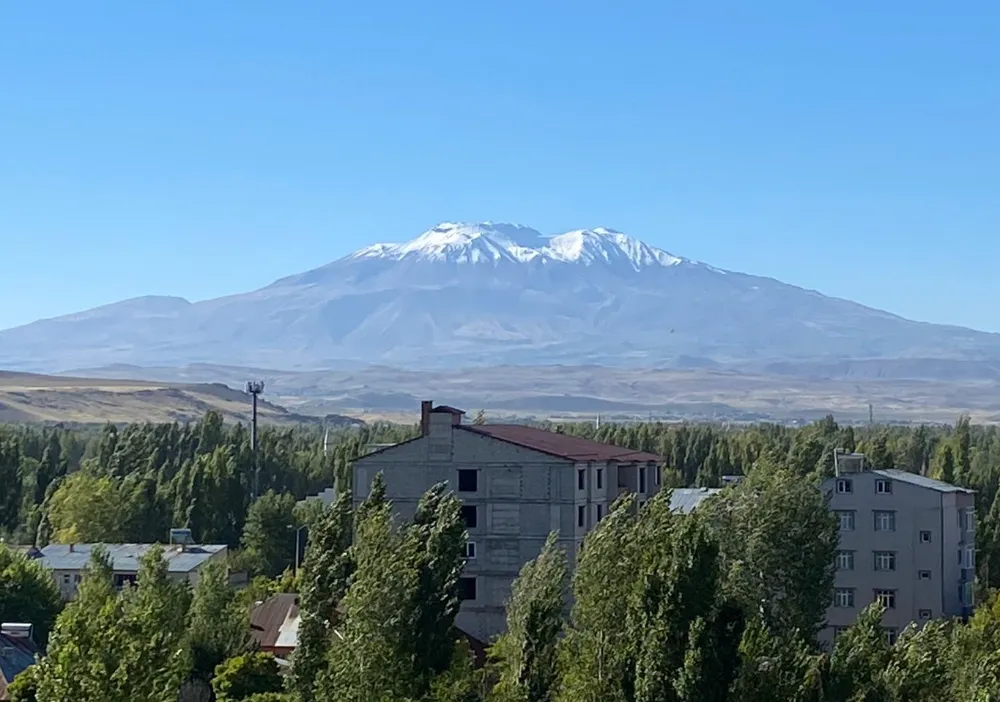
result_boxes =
[0,371,342,425]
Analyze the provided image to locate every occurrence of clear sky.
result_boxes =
[1,1,998,332]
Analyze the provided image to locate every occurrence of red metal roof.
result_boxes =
[461,424,662,463]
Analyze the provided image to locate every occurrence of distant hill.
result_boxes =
[2,222,999,376]
[0,371,363,426]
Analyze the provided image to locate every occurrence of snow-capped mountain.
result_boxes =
[348,222,685,270]
[2,221,999,373]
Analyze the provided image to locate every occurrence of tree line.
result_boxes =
[2,412,1000,590]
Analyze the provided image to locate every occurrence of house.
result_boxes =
[30,543,228,600]
[351,400,665,642]
[0,624,38,701]
[249,593,489,668]
[821,450,976,646]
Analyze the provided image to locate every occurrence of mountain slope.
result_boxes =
[1,222,998,372]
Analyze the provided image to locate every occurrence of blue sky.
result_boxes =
[1,1,998,332]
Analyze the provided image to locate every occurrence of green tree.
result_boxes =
[212,652,283,701]
[46,472,124,543]
[490,531,567,702]
[0,544,62,646]
[287,490,354,702]
[241,490,297,578]
[704,462,838,641]
[186,561,251,681]
[0,438,22,534]
[35,546,190,702]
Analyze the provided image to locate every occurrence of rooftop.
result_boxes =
[0,632,37,701]
[35,543,227,573]
[461,424,662,463]
[873,469,975,494]
[669,487,722,514]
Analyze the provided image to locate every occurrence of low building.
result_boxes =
[30,543,228,599]
[0,624,38,701]
[351,400,665,642]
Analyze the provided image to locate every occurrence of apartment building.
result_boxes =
[820,451,976,647]
[351,401,664,642]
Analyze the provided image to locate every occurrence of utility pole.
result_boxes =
[246,381,265,501]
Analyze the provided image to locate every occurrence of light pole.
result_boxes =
[245,380,265,501]
[289,524,309,575]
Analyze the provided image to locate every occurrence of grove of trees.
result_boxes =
[3,411,1000,700]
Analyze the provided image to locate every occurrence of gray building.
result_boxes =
[30,543,228,600]
[820,451,976,647]
[352,401,664,642]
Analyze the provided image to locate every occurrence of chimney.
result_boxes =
[421,400,433,437]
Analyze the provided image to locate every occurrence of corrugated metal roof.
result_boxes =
[251,594,299,650]
[36,543,227,573]
[461,425,663,463]
[873,469,975,494]
[669,488,722,514]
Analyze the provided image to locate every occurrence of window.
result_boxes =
[920,530,932,543]
[577,468,586,491]
[918,570,932,580]
[465,542,477,560]
[639,467,647,493]
[836,551,855,571]
[963,581,975,607]
[875,479,893,494]
[596,504,604,521]
[874,510,896,532]
[578,505,586,528]
[836,478,853,494]
[458,577,477,601]
[596,468,604,490]
[965,508,976,533]
[655,466,662,485]
[834,588,855,608]
[885,628,898,645]
[458,469,478,493]
[874,551,896,571]
[875,589,897,609]
[461,505,478,530]
[964,546,976,570]
[62,573,71,585]
[919,609,932,620]
[74,574,82,584]
[837,511,856,531]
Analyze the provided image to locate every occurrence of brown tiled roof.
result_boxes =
[460,424,662,463]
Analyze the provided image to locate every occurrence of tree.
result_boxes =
[212,652,283,701]
[35,546,190,702]
[287,490,354,702]
[937,445,956,484]
[241,490,298,578]
[186,561,251,681]
[557,496,639,702]
[46,472,124,543]
[490,531,567,702]
[704,461,838,640]
[0,438,22,534]
[0,544,62,646]
[409,483,469,686]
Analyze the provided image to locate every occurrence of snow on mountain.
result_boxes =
[2,220,1000,374]
[348,222,688,270]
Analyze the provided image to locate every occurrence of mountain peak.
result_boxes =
[347,221,685,270]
